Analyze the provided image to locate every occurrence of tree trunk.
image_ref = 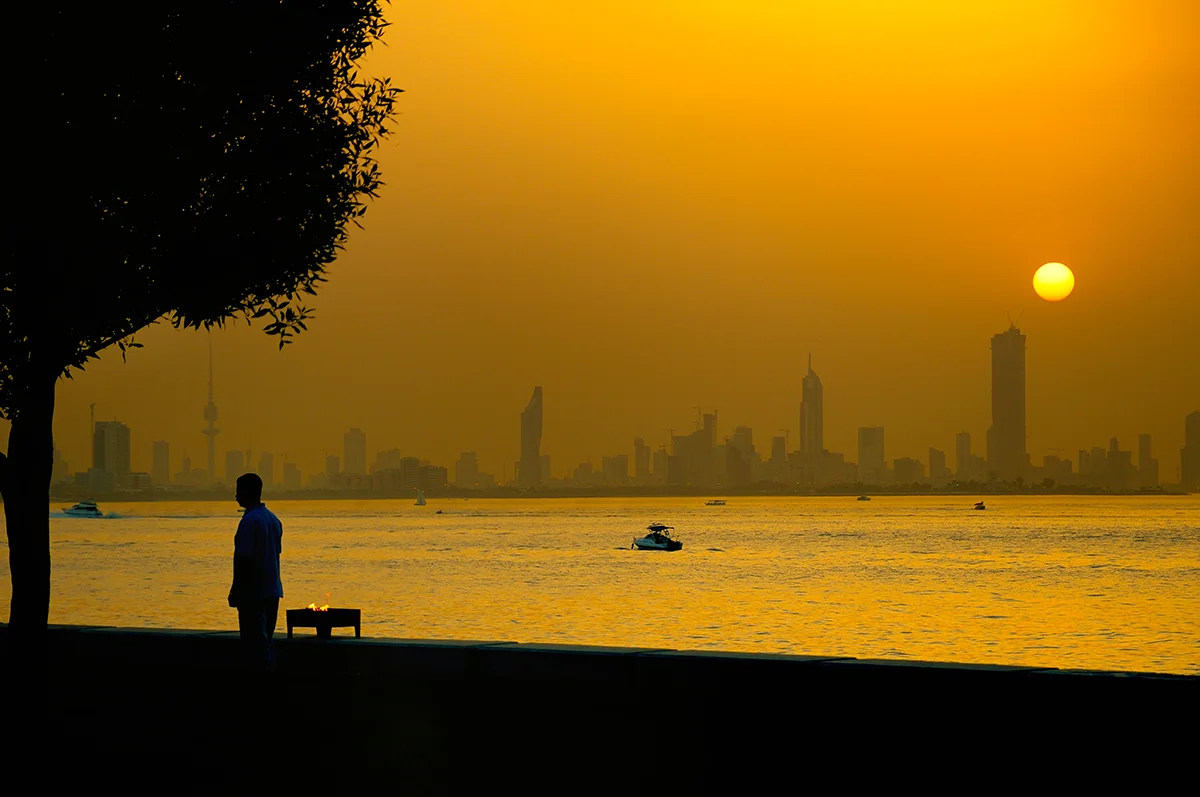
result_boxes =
[3,369,57,650]
[0,371,58,752]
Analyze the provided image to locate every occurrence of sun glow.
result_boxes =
[1033,262,1075,301]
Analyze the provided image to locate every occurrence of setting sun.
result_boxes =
[1033,262,1075,302]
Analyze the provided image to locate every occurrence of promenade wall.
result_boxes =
[1,624,1193,792]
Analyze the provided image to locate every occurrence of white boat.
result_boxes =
[63,500,103,518]
[705,499,727,506]
[632,523,682,552]
[415,489,427,507]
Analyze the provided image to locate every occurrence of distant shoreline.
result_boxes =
[42,485,1193,503]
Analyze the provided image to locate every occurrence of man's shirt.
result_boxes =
[233,503,284,601]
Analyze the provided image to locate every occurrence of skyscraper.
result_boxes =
[257,452,275,490]
[602,454,628,484]
[652,448,669,484]
[519,386,543,488]
[94,421,132,475]
[990,325,1027,481]
[800,354,823,457]
[224,449,244,484]
[1137,433,1158,488]
[857,427,885,485]
[152,440,170,485]
[1181,411,1200,489]
[634,438,650,485]
[894,457,924,485]
[325,454,340,477]
[455,452,479,488]
[372,448,404,473]
[177,454,193,485]
[201,335,220,485]
[732,426,755,458]
[929,448,948,481]
[955,432,972,479]
[400,456,420,490]
[344,428,366,475]
[282,462,301,491]
[1106,437,1132,490]
[52,448,69,483]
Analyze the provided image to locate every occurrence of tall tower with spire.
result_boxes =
[202,334,220,482]
[800,353,823,457]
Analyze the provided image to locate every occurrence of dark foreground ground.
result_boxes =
[1,624,1195,794]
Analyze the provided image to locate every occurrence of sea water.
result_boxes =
[5,494,1198,674]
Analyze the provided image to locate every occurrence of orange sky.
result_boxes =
[17,1,1200,481]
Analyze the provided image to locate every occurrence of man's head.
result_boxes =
[235,473,264,508]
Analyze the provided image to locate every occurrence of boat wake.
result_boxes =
[49,512,123,519]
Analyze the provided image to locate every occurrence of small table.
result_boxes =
[285,608,361,639]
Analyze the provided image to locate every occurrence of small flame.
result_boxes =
[306,603,330,612]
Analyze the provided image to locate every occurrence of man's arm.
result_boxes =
[229,516,258,607]
[230,553,255,607]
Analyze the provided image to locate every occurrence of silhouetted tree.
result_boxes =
[1,3,400,645]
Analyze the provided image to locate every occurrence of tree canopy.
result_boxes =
[0,2,401,638]
[1,1,401,419]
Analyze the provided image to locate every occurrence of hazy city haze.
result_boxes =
[16,1,1200,482]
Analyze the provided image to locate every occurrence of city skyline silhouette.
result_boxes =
[44,322,1198,494]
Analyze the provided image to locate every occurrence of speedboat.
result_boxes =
[973,501,986,510]
[705,499,726,506]
[856,495,871,501]
[63,500,103,518]
[633,523,683,552]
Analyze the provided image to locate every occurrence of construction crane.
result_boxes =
[662,429,675,455]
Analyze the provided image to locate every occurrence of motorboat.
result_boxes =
[705,499,726,506]
[415,489,427,507]
[633,523,682,552]
[63,500,103,518]
[973,501,986,511]
[856,495,871,501]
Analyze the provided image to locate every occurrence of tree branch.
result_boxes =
[72,309,169,366]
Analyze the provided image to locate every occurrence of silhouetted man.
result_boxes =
[228,473,284,671]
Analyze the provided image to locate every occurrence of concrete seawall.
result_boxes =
[2,623,1194,792]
